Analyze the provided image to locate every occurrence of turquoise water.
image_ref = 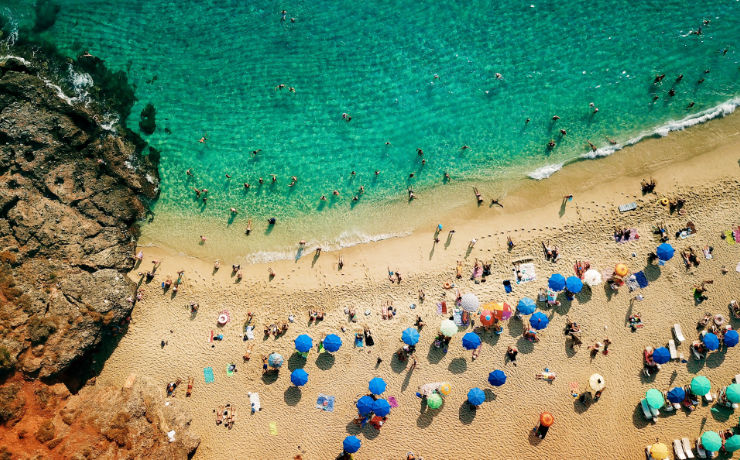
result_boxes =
[3,0,739,259]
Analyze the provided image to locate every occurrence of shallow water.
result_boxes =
[3,0,739,259]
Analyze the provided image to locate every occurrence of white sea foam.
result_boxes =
[0,55,30,66]
[42,79,75,105]
[2,8,18,46]
[244,230,411,264]
[527,97,740,180]
[68,65,93,105]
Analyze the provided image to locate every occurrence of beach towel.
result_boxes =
[634,271,648,288]
[471,266,483,280]
[514,263,536,284]
[614,229,639,243]
[316,394,335,412]
[735,227,740,243]
[203,367,214,383]
[618,202,637,212]
[269,422,277,436]
[503,280,512,293]
[626,275,639,292]
[453,309,463,327]
[437,302,443,315]
[354,335,364,348]
[226,365,234,376]
[248,392,261,412]
[726,230,736,245]
[245,326,254,340]
[388,396,399,408]
[209,330,213,343]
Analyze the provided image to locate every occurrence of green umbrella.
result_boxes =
[726,383,740,403]
[691,376,711,396]
[725,435,740,452]
[700,431,722,452]
[645,389,665,409]
[427,393,443,409]
[439,319,458,338]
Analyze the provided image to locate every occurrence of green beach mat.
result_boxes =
[726,230,736,245]
[203,367,214,383]
[226,365,234,376]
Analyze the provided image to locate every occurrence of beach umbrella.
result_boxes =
[460,293,480,313]
[701,431,722,452]
[294,334,312,353]
[517,297,536,315]
[356,395,374,415]
[490,302,513,321]
[614,263,628,277]
[724,435,740,452]
[666,387,686,404]
[479,310,495,327]
[368,377,387,395]
[402,328,420,346]
[440,319,458,337]
[656,243,675,261]
[652,347,671,364]
[548,274,565,291]
[691,376,711,396]
[426,393,443,409]
[438,382,452,396]
[268,352,284,368]
[372,398,391,417]
[467,387,485,406]
[217,310,230,325]
[588,374,605,392]
[343,435,361,454]
[583,269,602,287]
[322,334,342,353]
[539,412,554,427]
[462,332,481,350]
[726,383,740,403]
[724,329,739,347]
[290,368,308,386]
[565,276,583,293]
[645,389,665,409]
[650,443,670,460]
[488,370,506,386]
[702,332,719,351]
[529,312,549,330]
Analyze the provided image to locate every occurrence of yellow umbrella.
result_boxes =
[438,383,452,396]
[650,443,669,460]
[614,263,628,277]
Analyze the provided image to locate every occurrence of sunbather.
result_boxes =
[506,346,518,365]
[472,345,481,360]
[456,260,463,279]
[730,300,740,319]
[697,312,711,329]
[523,330,539,342]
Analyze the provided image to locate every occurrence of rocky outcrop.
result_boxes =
[0,374,199,459]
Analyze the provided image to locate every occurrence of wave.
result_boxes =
[244,230,411,264]
[2,8,18,46]
[527,97,740,180]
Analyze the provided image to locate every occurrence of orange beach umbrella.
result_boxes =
[614,263,628,277]
[539,412,554,427]
[479,310,495,326]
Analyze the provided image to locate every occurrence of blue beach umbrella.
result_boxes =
[724,329,739,347]
[323,334,342,353]
[548,274,566,291]
[268,352,284,368]
[529,312,549,330]
[656,243,675,261]
[517,297,536,315]
[467,387,485,406]
[667,387,686,404]
[565,276,583,293]
[703,333,719,351]
[488,370,507,386]
[343,435,361,453]
[462,332,482,350]
[402,328,420,346]
[372,398,391,416]
[368,377,387,395]
[290,368,308,386]
[356,395,374,415]
[652,347,671,364]
[294,334,312,353]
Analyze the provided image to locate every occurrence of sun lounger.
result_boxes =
[674,439,687,460]
[669,340,678,360]
[682,438,694,459]
[248,392,261,413]
[734,374,740,384]
[673,324,685,344]
[696,440,707,459]
[619,202,637,212]
[641,399,655,420]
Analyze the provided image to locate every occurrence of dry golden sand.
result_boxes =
[98,113,740,459]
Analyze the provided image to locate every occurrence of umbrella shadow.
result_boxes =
[390,353,408,373]
[644,264,661,282]
[575,288,592,304]
[631,403,652,429]
[401,369,414,392]
[508,318,524,338]
[416,411,435,428]
[705,351,726,369]
[284,386,302,406]
[516,337,535,354]
[709,404,732,422]
[686,358,706,374]
[288,352,307,371]
[261,371,279,385]
[344,420,362,436]
[458,401,476,424]
[448,357,468,374]
[360,424,381,440]
[316,353,335,370]
[563,340,578,358]
[426,344,446,365]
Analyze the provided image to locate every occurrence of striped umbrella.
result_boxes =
[490,302,513,321]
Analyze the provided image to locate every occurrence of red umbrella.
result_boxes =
[479,310,495,326]
[540,412,554,427]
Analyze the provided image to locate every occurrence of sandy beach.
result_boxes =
[97,112,740,459]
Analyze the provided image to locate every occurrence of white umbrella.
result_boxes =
[460,293,480,313]
[589,373,605,392]
[583,269,602,287]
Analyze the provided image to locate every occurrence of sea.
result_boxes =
[2,0,739,262]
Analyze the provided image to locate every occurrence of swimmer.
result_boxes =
[589,102,595,108]
[352,195,359,201]
[421,159,426,165]
[244,183,250,189]
[409,173,415,178]
[276,83,285,90]
[697,78,704,84]
[653,74,665,83]
[271,174,277,183]
[652,95,659,102]
[592,107,599,113]
[525,118,530,124]
[552,115,560,121]
[246,220,252,235]
[722,48,728,55]
[605,136,617,145]
[290,18,295,23]
[687,101,695,109]
[416,148,423,156]
[375,170,380,175]
[320,195,326,201]
[586,140,597,152]
[186,168,193,176]
[385,141,391,145]
[258,177,264,185]
[444,172,450,181]
[351,171,356,176]
[559,129,567,136]
[225,173,231,178]
[461,145,469,150]
[199,134,207,143]
[230,207,238,214]
[676,74,683,82]
[668,89,675,97]
[194,187,201,197]
[547,139,555,149]
[333,190,339,196]
[281,10,287,21]
[251,149,262,155]
[359,186,364,194]
[289,176,297,187]
[495,73,502,79]
[289,87,295,92]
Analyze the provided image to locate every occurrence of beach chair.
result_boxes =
[646,445,654,459]
[695,440,707,459]
[734,374,740,384]
[668,340,678,360]
[682,438,695,459]
[641,399,655,421]
[673,324,685,343]
[674,440,687,460]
